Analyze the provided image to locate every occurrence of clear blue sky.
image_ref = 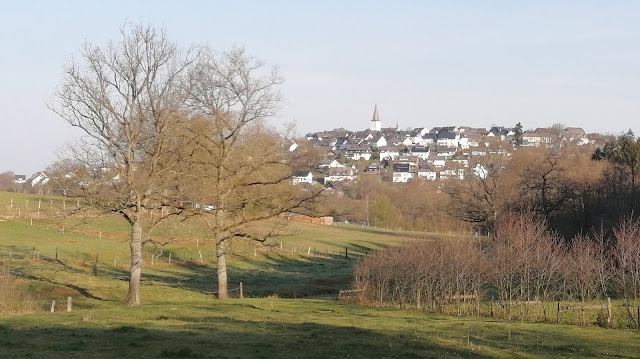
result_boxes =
[1,1,639,175]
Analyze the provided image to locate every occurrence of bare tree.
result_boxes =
[445,155,515,232]
[184,48,321,299]
[49,22,199,305]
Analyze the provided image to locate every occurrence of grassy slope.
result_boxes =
[2,191,640,358]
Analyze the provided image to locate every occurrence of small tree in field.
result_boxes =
[49,22,199,305]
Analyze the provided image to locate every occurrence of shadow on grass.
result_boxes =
[120,254,357,298]
[2,313,637,359]
[0,318,497,359]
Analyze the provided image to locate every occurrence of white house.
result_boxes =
[410,146,430,160]
[324,167,355,183]
[13,175,27,184]
[392,163,415,183]
[346,145,373,160]
[30,172,50,186]
[379,146,400,161]
[426,154,447,167]
[417,164,437,181]
[418,133,437,146]
[369,134,388,148]
[436,131,460,147]
[437,146,457,157]
[316,159,345,169]
[292,171,313,185]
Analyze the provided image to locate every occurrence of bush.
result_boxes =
[0,267,35,314]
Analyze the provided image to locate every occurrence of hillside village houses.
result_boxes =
[294,105,603,185]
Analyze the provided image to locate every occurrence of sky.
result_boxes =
[1,1,640,175]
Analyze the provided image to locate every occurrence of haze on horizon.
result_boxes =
[1,0,639,175]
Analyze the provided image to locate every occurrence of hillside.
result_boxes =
[1,191,640,358]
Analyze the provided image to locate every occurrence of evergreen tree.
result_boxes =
[513,122,524,148]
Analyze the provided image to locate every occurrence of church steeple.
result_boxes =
[370,104,381,131]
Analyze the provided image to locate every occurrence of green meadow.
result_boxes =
[1,191,639,358]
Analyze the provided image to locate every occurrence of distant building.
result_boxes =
[370,105,381,132]
[292,171,313,185]
[14,175,26,184]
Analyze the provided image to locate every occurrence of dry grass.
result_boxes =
[0,267,37,314]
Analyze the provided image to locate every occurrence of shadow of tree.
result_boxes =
[0,318,496,359]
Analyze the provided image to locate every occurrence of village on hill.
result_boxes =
[292,105,610,185]
[0,105,613,193]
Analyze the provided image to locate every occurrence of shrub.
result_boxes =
[0,267,35,314]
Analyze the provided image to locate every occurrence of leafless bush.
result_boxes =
[0,268,35,314]
[354,212,640,327]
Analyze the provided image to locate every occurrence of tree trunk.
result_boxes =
[216,238,228,299]
[124,218,143,305]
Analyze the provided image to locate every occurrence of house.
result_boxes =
[395,155,420,167]
[458,136,470,149]
[379,146,400,161]
[29,172,50,186]
[392,163,415,183]
[316,159,345,169]
[410,146,430,160]
[564,127,586,139]
[369,134,388,148]
[417,163,437,181]
[418,133,437,146]
[13,174,27,184]
[459,127,489,136]
[437,146,458,157]
[364,164,382,173]
[439,162,465,180]
[436,130,460,147]
[426,154,447,167]
[292,171,313,185]
[324,167,355,183]
[488,126,514,139]
[410,127,428,143]
[451,154,469,167]
[346,145,373,160]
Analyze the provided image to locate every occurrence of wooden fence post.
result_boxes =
[239,282,244,299]
[345,247,348,259]
[67,297,72,312]
[199,250,203,263]
[607,297,612,327]
[55,247,58,261]
[168,253,172,264]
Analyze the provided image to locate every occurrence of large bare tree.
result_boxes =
[184,48,321,299]
[49,22,199,305]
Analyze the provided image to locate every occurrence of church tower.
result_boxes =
[370,105,381,131]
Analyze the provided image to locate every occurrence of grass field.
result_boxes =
[2,191,640,358]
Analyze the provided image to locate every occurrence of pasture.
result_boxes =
[1,191,640,358]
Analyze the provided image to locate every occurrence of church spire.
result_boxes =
[370,104,381,131]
